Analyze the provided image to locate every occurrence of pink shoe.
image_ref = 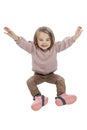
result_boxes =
[31,95,48,111]
[55,93,77,106]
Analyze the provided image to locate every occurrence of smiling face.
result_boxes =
[37,32,51,50]
[33,26,55,50]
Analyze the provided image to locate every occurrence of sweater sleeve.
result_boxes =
[55,37,75,52]
[16,37,33,54]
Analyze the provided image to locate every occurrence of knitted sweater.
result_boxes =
[16,37,75,74]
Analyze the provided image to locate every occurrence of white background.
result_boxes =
[0,0,87,130]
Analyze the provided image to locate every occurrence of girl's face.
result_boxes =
[37,32,51,50]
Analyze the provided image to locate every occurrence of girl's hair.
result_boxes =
[33,26,55,49]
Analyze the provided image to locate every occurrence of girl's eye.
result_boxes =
[38,38,50,41]
[39,39,43,41]
[46,39,50,41]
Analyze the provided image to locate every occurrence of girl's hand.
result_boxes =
[72,26,83,41]
[75,26,83,38]
[4,26,19,41]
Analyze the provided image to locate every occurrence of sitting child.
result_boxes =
[4,26,83,111]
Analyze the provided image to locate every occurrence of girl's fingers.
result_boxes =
[4,27,10,31]
[78,26,82,29]
[4,27,12,33]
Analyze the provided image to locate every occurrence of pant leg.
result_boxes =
[46,73,66,96]
[26,73,45,97]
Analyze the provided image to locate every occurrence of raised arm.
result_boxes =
[4,26,34,54]
[55,26,83,52]
[4,26,19,41]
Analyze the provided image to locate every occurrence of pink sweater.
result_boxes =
[16,37,75,74]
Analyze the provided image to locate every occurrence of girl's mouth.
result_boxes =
[41,45,48,47]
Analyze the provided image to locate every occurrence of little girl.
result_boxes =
[4,26,83,111]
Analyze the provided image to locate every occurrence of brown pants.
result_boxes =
[26,72,66,98]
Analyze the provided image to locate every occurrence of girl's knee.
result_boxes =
[57,77,65,83]
[26,78,32,86]
[26,77,35,86]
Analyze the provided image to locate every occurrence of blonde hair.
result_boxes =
[33,26,55,49]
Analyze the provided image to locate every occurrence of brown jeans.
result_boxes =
[26,72,66,98]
